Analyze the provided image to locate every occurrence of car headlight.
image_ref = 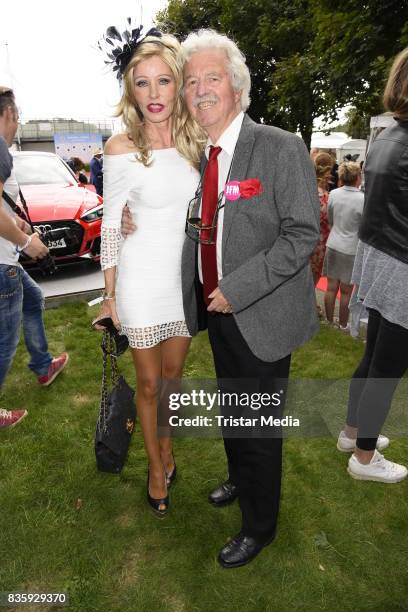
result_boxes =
[81,204,103,222]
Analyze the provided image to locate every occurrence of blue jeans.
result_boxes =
[0,264,52,387]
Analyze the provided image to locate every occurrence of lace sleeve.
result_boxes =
[100,154,132,270]
[100,226,122,270]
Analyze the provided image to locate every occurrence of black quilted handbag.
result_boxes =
[95,331,136,473]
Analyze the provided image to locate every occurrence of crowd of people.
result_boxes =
[309,151,364,330]
[0,24,407,569]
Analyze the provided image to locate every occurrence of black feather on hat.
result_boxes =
[99,20,162,80]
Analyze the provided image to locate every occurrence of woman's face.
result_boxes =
[132,55,177,125]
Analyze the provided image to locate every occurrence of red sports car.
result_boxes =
[12,151,103,266]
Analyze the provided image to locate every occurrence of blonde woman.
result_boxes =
[323,162,364,328]
[95,28,204,515]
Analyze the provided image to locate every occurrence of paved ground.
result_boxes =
[29,262,104,307]
[32,262,103,297]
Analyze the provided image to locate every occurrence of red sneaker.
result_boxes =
[38,352,69,386]
[0,408,28,430]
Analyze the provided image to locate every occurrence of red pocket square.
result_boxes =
[239,178,263,199]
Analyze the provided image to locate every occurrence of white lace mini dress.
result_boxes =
[101,148,199,349]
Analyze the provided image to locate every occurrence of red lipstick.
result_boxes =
[147,104,164,113]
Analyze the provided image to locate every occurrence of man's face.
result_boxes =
[183,49,242,142]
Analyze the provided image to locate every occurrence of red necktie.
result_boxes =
[201,145,222,305]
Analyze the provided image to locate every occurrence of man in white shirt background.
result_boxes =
[0,87,68,430]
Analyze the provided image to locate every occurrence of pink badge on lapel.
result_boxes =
[224,181,241,201]
[225,178,263,201]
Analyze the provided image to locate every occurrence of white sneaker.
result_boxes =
[337,430,390,453]
[348,450,408,483]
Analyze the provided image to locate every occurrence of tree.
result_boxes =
[156,0,224,38]
[157,0,329,148]
[323,107,371,138]
[311,0,408,117]
[156,0,277,134]
[343,108,370,140]
[156,0,408,148]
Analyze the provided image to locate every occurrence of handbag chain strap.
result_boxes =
[97,331,120,433]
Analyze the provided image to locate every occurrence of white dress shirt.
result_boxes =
[198,111,245,283]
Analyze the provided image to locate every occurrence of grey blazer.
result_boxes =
[181,114,320,362]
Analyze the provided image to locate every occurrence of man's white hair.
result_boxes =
[181,29,251,111]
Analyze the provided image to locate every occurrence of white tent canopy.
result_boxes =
[338,139,367,151]
[311,131,351,149]
[311,132,367,162]
[337,139,367,162]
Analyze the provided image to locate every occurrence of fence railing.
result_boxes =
[16,119,116,141]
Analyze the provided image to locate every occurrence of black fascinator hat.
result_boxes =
[98,18,162,80]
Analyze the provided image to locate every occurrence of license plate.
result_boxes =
[48,238,66,249]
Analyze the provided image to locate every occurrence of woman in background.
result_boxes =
[310,152,333,315]
[323,161,364,329]
[337,47,408,483]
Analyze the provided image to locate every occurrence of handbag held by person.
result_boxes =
[95,330,136,473]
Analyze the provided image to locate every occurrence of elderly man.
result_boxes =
[181,30,319,568]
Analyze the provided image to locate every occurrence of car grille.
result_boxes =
[32,220,84,256]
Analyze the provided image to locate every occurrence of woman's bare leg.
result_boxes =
[312,268,321,288]
[158,336,192,474]
[339,282,353,327]
[324,277,340,322]
[131,346,167,506]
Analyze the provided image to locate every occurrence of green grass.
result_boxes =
[0,303,407,612]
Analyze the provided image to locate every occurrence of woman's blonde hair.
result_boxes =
[383,47,408,121]
[338,161,361,186]
[314,152,334,187]
[116,34,205,167]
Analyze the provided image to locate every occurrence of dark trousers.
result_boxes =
[208,313,291,539]
[346,308,408,450]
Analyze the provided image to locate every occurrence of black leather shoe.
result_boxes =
[208,480,238,506]
[147,470,169,518]
[218,532,275,568]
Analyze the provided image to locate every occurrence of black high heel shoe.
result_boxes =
[147,470,169,517]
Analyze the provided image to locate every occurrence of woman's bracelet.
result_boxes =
[102,290,115,301]
[16,234,33,254]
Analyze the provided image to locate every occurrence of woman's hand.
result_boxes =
[92,297,121,331]
[121,204,137,237]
